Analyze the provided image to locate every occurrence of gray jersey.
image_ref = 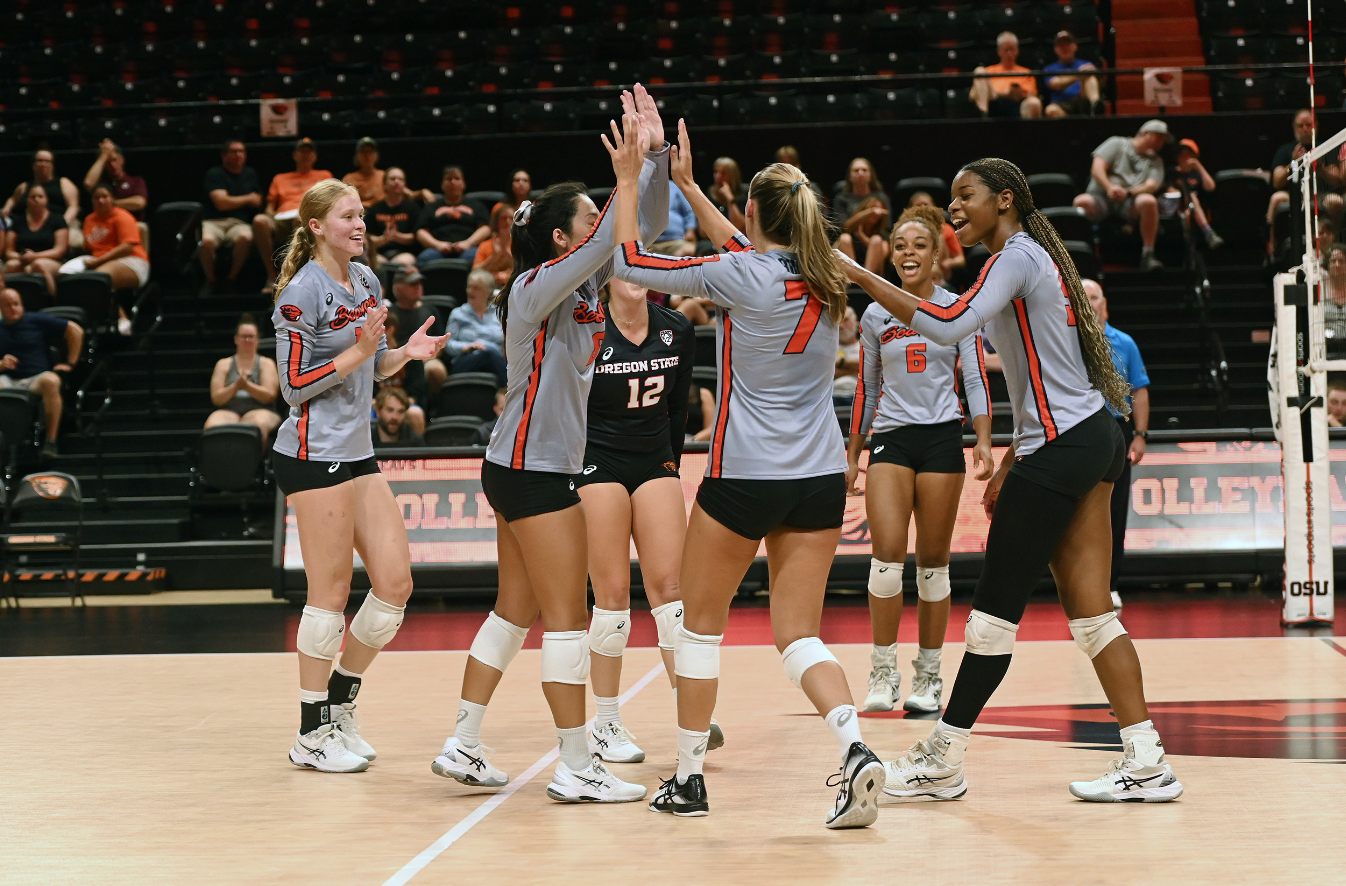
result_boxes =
[614,233,847,480]
[851,290,990,435]
[273,260,389,462]
[909,232,1103,456]
[485,146,670,474]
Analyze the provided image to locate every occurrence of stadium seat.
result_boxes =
[701,17,754,56]
[692,366,717,386]
[1041,207,1093,244]
[964,243,992,280]
[509,99,579,132]
[2,471,83,603]
[423,416,485,446]
[1026,173,1078,209]
[1206,34,1268,67]
[435,373,501,421]
[702,54,752,82]
[807,48,863,78]
[55,274,120,334]
[1062,240,1100,282]
[868,87,942,120]
[1212,75,1272,112]
[6,276,51,313]
[1207,170,1273,253]
[801,91,869,123]
[587,187,615,208]
[419,259,471,301]
[150,202,203,284]
[694,325,717,367]
[191,425,267,537]
[1200,0,1264,33]
[753,51,805,80]
[0,391,43,484]
[892,177,949,213]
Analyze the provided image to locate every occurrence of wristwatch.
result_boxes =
[1135,430,1149,440]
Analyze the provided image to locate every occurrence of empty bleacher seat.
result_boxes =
[2,471,84,602]
[6,275,51,313]
[1041,206,1093,244]
[892,177,949,212]
[1062,240,1101,282]
[419,259,471,301]
[423,416,485,446]
[435,373,502,421]
[150,202,203,284]
[694,325,717,367]
[0,390,43,484]
[1026,173,1079,209]
[1207,170,1272,253]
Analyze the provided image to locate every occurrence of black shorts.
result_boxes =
[573,442,680,495]
[1009,407,1127,499]
[480,458,580,523]
[696,473,846,541]
[868,420,966,474]
[273,451,381,496]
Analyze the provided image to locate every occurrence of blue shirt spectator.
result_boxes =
[1044,58,1092,105]
[1103,323,1149,415]
[0,303,70,379]
[651,183,698,255]
[446,300,504,356]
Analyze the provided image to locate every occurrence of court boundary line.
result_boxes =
[1323,638,1346,658]
[380,661,668,886]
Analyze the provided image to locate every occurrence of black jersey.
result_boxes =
[587,301,695,463]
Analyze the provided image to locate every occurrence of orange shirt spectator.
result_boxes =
[971,32,1043,119]
[85,205,147,262]
[984,62,1037,99]
[268,168,334,215]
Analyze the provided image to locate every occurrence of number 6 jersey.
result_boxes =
[613,234,847,480]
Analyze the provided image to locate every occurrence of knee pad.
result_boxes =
[348,592,405,650]
[868,558,904,599]
[540,630,590,684]
[296,606,345,660]
[1069,612,1128,659]
[673,625,722,680]
[468,611,529,673]
[916,565,951,603]
[588,607,631,658]
[781,637,838,689]
[963,609,1018,657]
[651,600,683,652]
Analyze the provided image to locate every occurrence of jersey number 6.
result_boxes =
[906,342,927,372]
[627,376,665,408]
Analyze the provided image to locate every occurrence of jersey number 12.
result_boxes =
[627,376,664,408]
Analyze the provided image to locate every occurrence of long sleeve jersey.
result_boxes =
[273,259,389,462]
[909,232,1104,456]
[613,233,847,480]
[484,145,670,474]
[850,289,990,435]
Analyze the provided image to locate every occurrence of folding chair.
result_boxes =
[2,471,83,604]
[424,416,486,446]
[434,373,502,420]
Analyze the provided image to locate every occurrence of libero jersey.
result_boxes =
[613,233,847,480]
[485,146,670,475]
[587,301,695,461]
[850,288,990,435]
[273,260,389,462]
[909,232,1104,457]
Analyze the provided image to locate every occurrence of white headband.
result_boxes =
[513,201,534,227]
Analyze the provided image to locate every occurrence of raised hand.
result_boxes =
[358,306,387,356]
[669,118,695,190]
[402,316,451,361]
[602,113,645,186]
[632,82,665,151]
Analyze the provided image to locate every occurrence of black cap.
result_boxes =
[294,137,316,151]
[356,136,378,149]
[393,268,423,285]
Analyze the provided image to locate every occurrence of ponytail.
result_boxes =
[497,181,588,335]
[958,157,1130,415]
[273,178,361,301]
[748,163,847,325]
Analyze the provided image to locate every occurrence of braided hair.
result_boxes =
[959,157,1130,415]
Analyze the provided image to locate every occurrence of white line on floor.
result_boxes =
[381,661,668,886]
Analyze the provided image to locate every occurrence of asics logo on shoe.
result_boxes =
[907,774,950,786]
[595,737,610,748]
[328,462,340,473]
[576,775,607,789]
[1117,772,1167,791]
[460,750,487,771]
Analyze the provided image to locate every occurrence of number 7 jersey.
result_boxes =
[613,234,847,480]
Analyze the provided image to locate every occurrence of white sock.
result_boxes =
[676,726,710,782]
[299,688,328,703]
[935,718,971,739]
[871,642,897,660]
[1141,245,1154,257]
[1119,719,1157,742]
[824,704,863,761]
[333,662,360,678]
[453,699,487,748]
[558,725,591,771]
[916,647,942,671]
[594,695,620,728]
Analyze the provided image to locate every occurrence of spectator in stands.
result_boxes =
[253,137,333,295]
[706,157,748,231]
[82,138,150,258]
[834,305,860,406]
[775,145,828,207]
[651,181,698,257]
[1074,119,1170,271]
[1318,219,1338,260]
[445,268,507,386]
[59,184,150,290]
[0,287,83,457]
[386,267,443,396]
[970,32,1043,119]
[372,387,425,448]
[1269,110,1344,233]
[471,387,507,445]
[907,191,966,284]
[342,137,384,208]
[3,149,82,251]
[365,166,421,270]
[1323,244,1346,357]
[375,311,428,435]
[1173,138,1224,250]
[415,165,490,265]
[833,157,892,275]
[199,140,263,295]
[1327,380,1346,427]
[496,168,533,216]
[1086,279,1149,610]
[205,313,281,442]
[1042,31,1101,118]
[4,184,69,293]
[472,204,516,286]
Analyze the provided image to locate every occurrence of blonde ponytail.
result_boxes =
[748,163,848,325]
[272,178,362,301]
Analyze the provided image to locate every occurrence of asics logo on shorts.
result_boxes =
[569,481,575,490]
[328,462,340,473]
[873,445,884,453]
[583,465,598,474]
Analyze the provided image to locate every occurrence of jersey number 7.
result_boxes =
[783,280,823,354]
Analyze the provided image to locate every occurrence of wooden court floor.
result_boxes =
[3,637,1345,885]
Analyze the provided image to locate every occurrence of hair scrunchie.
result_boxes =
[513,200,534,227]
[790,178,809,195]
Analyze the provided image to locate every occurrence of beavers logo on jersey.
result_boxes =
[660,329,673,346]
[279,305,303,322]
[573,302,605,325]
[663,461,678,473]
[880,326,918,344]
[331,293,380,330]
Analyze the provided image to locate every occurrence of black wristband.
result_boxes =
[1135,430,1148,440]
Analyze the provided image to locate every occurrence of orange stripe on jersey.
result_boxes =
[524,190,614,286]
[1013,300,1057,441]
[975,335,992,418]
[849,341,867,435]
[297,401,310,460]
[709,312,733,478]
[783,280,822,354]
[511,318,549,469]
[722,234,752,253]
[916,253,1001,323]
[286,331,336,388]
[621,241,723,270]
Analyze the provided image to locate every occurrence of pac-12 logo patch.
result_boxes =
[660,329,673,346]
[279,304,303,322]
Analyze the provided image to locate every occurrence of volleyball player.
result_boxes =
[575,275,694,763]
[607,119,885,828]
[847,205,993,715]
[432,89,669,803]
[273,180,448,772]
[841,158,1183,802]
